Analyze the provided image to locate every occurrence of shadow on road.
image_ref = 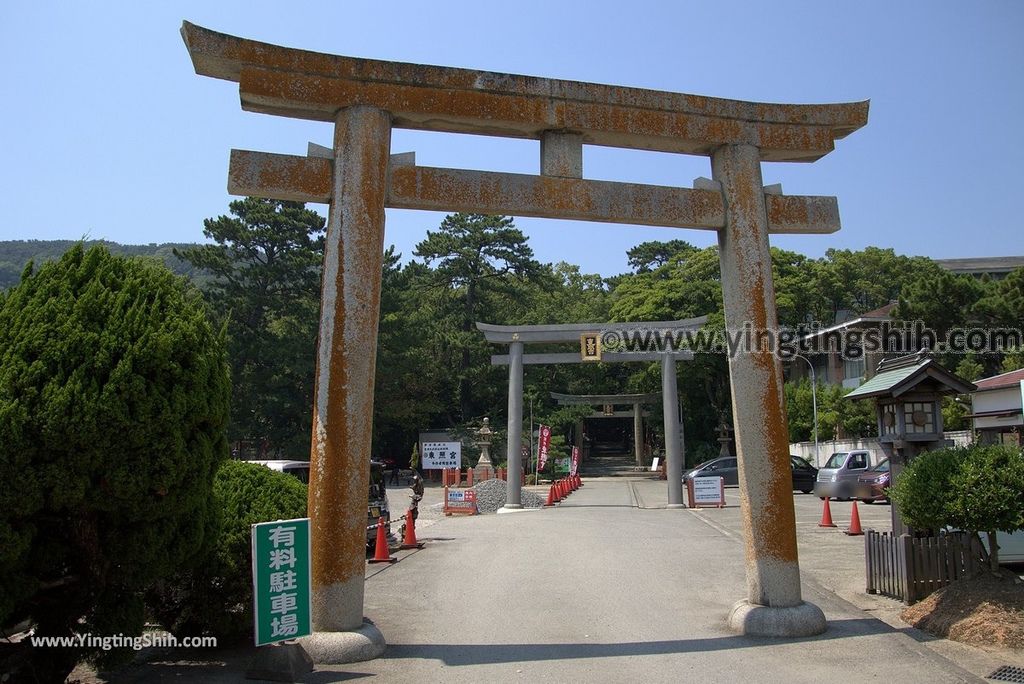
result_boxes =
[381,617,899,666]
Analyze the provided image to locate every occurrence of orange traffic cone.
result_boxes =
[576,474,583,488]
[846,501,864,536]
[545,484,557,506]
[818,498,837,528]
[368,516,397,563]
[571,475,578,491]
[400,509,424,549]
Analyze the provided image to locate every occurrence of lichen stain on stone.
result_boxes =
[306,107,391,589]
[185,22,866,127]
[229,151,333,202]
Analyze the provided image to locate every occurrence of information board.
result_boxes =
[422,441,462,470]
[688,477,725,508]
[443,487,478,515]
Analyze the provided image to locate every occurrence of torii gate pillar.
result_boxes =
[502,341,525,510]
[303,106,391,661]
[632,402,644,468]
[712,144,826,636]
[661,354,685,508]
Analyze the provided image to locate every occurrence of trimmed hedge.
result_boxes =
[149,460,308,641]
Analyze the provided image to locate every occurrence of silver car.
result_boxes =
[813,450,872,500]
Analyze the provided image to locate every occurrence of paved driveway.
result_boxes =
[91,478,1021,683]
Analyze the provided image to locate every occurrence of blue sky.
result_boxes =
[2,1,1022,277]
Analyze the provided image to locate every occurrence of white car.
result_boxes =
[984,530,1024,564]
[245,459,310,483]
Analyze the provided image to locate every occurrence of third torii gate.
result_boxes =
[182,20,867,658]
[549,392,661,470]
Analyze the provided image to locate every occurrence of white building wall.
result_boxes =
[789,430,974,468]
[972,386,1023,431]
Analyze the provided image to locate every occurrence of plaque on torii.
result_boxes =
[182,21,867,655]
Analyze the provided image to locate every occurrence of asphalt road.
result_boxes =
[89,477,1022,683]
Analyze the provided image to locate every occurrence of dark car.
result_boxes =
[790,455,818,494]
[854,457,890,503]
[684,456,817,492]
[684,457,739,486]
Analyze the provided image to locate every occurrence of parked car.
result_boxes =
[982,530,1024,564]
[791,455,818,494]
[854,457,890,503]
[249,459,391,548]
[367,460,392,548]
[813,450,872,500]
[245,459,310,483]
[684,457,739,486]
[683,456,818,493]
[946,528,1024,566]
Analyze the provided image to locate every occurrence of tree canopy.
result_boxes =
[8,216,1021,469]
[176,198,325,457]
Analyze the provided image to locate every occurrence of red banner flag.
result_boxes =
[570,445,580,476]
[538,425,551,471]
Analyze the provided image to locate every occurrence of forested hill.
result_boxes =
[0,240,206,289]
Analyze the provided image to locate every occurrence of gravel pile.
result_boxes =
[471,478,546,513]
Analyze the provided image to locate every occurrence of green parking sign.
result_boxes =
[251,518,312,646]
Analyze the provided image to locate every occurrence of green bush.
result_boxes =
[887,447,961,532]
[947,445,1024,570]
[889,444,1024,570]
[0,245,229,677]
[149,460,307,641]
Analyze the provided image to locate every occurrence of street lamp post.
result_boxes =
[793,354,819,467]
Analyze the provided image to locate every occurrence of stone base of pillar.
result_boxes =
[473,464,495,481]
[496,504,531,514]
[727,599,826,637]
[297,619,386,663]
[666,503,687,510]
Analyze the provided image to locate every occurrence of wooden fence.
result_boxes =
[865,530,985,604]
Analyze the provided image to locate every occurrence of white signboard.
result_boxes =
[422,441,461,470]
[692,476,724,506]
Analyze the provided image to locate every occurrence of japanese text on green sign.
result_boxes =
[251,518,312,646]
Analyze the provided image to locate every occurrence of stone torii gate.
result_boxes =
[480,318,701,508]
[549,392,662,470]
[182,21,867,657]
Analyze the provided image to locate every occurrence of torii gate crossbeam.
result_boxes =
[182,20,867,658]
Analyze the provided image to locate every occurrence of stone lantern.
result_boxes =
[845,350,975,534]
[473,417,495,480]
[716,420,734,458]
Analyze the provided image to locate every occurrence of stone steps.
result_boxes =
[581,452,644,478]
